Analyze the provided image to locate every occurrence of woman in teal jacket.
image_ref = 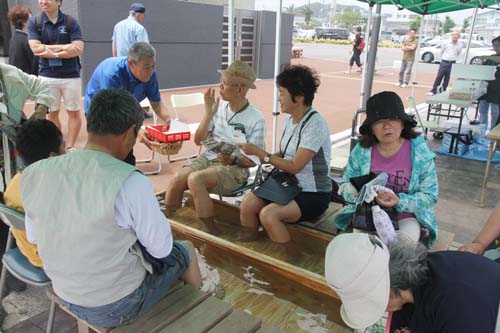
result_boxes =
[333,92,439,247]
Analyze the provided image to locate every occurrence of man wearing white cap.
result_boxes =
[325,233,500,332]
[112,3,149,57]
[164,60,265,234]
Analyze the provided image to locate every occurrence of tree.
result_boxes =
[442,16,455,34]
[283,5,295,14]
[409,16,421,32]
[462,18,470,33]
[338,10,360,30]
[299,5,314,24]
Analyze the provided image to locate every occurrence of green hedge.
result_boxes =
[293,37,400,48]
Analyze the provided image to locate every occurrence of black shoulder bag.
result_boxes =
[253,110,317,205]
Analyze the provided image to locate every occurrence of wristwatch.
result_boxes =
[263,153,272,163]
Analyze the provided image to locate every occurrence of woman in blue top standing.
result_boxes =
[333,91,439,247]
[238,65,332,261]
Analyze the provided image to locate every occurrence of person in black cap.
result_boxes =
[333,91,439,247]
[112,2,149,57]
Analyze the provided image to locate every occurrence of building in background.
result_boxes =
[470,10,500,41]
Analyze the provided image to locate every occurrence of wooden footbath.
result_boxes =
[156,191,347,330]
[156,191,455,332]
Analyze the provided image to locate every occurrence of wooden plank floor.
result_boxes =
[216,268,348,333]
[172,207,327,275]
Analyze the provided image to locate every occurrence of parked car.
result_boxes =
[296,29,316,39]
[313,28,349,40]
[458,46,495,65]
[418,40,491,63]
[419,37,434,47]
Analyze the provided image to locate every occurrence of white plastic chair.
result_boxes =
[169,93,204,163]
[136,98,162,175]
[407,96,447,140]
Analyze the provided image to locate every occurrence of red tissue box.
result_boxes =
[146,125,190,143]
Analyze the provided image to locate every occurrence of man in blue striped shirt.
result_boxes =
[112,3,149,57]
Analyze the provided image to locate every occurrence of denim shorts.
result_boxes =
[59,240,191,328]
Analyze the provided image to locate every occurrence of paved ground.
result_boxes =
[1,44,500,332]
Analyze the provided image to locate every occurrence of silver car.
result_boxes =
[418,40,491,64]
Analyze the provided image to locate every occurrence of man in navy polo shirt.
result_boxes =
[27,0,84,151]
[84,42,171,165]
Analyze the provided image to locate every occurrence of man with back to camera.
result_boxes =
[21,88,202,328]
[112,3,149,57]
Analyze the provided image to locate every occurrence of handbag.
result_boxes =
[349,173,399,231]
[352,202,399,232]
[253,109,317,205]
[252,169,302,205]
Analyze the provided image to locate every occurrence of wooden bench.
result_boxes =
[48,282,282,333]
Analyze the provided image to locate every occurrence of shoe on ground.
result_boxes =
[394,82,402,87]
[66,147,77,153]
[427,92,435,96]
[144,110,153,119]
[401,83,408,88]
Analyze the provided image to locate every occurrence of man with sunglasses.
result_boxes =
[164,60,265,234]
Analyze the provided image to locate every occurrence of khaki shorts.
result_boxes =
[185,156,249,194]
[40,77,82,111]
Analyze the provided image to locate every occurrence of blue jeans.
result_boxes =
[478,100,500,129]
[59,241,191,328]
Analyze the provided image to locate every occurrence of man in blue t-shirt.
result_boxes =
[27,0,84,150]
[84,42,171,165]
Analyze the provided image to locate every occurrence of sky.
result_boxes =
[254,0,477,24]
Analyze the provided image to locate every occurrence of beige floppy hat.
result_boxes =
[324,233,390,329]
[218,60,256,89]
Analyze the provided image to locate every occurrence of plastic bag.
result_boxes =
[372,205,398,245]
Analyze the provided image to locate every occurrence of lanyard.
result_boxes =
[280,107,316,156]
[226,101,250,124]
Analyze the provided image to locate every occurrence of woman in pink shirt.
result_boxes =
[334,91,439,247]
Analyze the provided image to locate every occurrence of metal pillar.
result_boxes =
[228,0,235,65]
[271,0,283,153]
[410,14,427,97]
[464,7,478,65]
[358,5,373,109]
[360,4,382,110]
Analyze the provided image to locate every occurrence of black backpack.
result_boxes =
[35,13,75,34]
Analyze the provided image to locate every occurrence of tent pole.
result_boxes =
[463,7,478,64]
[228,0,235,65]
[271,0,283,153]
[361,4,381,108]
[410,14,426,97]
[358,4,373,110]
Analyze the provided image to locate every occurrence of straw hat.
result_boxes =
[218,60,256,89]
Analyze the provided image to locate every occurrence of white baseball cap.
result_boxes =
[324,233,390,329]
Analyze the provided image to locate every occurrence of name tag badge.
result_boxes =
[48,58,63,67]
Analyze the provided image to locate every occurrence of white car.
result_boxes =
[418,40,491,64]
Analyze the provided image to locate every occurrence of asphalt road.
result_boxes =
[294,42,441,73]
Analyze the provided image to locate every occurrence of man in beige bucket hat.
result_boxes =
[325,233,500,332]
[164,60,265,234]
